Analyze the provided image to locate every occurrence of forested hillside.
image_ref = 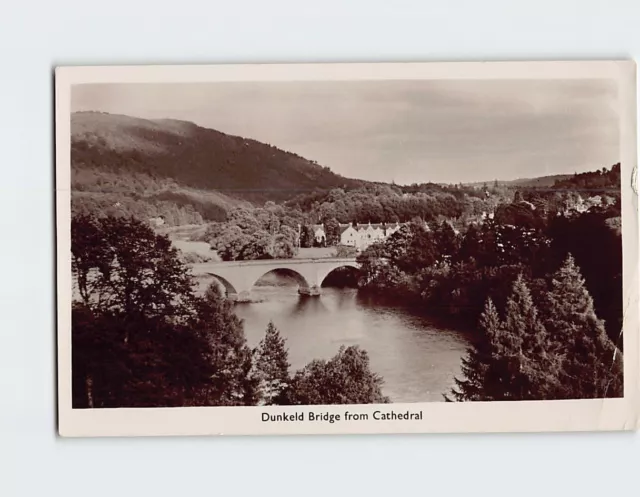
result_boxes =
[70,111,364,224]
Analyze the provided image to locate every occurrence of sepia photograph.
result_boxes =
[55,61,639,437]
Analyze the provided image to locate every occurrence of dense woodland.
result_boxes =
[71,111,362,213]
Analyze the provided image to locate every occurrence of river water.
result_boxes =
[234,285,472,403]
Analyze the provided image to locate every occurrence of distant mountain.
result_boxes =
[71,111,364,205]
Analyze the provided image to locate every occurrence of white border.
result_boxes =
[56,61,639,437]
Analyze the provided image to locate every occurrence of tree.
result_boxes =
[458,224,481,262]
[499,274,560,400]
[547,211,623,347]
[190,284,258,406]
[253,321,291,405]
[284,345,390,405]
[300,224,315,248]
[205,206,300,261]
[545,255,623,398]
[434,220,460,261]
[447,298,500,401]
[323,217,341,246]
[71,214,257,408]
[448,276,560,402]
[72,214,196,320]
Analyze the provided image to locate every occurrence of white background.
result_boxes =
[1,1,638,495]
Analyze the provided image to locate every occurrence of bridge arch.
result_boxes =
[319,264,361,288]
[252,268,311,292]
[206,273,239,298]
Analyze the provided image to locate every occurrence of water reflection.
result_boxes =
[290,294,329,317]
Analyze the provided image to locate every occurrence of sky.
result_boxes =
[71,79,620,185]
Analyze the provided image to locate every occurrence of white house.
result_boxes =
[339,225,359,247]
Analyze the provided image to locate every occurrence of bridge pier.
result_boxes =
[298,285,321,297]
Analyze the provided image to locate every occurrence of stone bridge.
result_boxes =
[190,258,359,301]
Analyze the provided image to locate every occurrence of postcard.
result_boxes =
[55,60,639,437]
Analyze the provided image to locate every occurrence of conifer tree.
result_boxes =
[253,321,291,405]
[546,255,623,398]
[499,274,560,400]
[449,276,561,402]
[448,298,500,401]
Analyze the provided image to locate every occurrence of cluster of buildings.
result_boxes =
[311,222,407,251]
[561,194,614,215]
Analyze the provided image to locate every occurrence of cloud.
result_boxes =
[72,79,619,184]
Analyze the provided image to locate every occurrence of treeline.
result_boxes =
[551,163,621,192]
[72,192,206,226]
[71,214,388,408]
[71,167,238,225]
[284,165,621,228]
[285,184,504,225]
[511,163,622,217]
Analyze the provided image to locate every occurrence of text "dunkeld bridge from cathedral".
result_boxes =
[190,258,360,302]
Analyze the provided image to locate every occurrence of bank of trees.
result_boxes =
[449,257,622,401]
[355,195,624,400]
[71,214,387,408]
[286,184,500,225]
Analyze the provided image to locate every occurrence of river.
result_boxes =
[234,285,472,403]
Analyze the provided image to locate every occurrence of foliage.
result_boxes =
[71,214,196,320]
[72,111,362,205]
[447,299,499,401]
[191,284,259,406]
[252,321,291,405]
[72,304,218,408]
[323,217,341,245]
[449,257,623,402]
[203,205,302,261]
[552,163,621,193]
[545,255,623,398]
[71,214,257,408]
[300,224,316,248]
[546,211,623,347]
[284,346,390,405]
[286,183,492,225]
